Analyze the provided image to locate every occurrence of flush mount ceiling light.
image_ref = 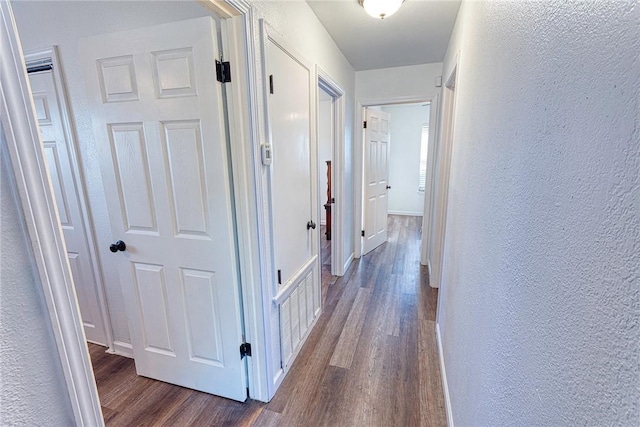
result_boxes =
[359,0,405,20]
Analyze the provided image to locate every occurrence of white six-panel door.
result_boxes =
[29,69,108,345]
[363,108,391,255]
[79,17,247,401]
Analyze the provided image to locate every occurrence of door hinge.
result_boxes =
[363,120,367,129]
[361,230,365,237]
[269,74,274,94]
[240,342,252,358]
[216,60,231,83]
[277,269,282,285]
[331,197,335,204]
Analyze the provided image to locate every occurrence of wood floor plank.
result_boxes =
[329,286,372,369]
[88,215,446,426]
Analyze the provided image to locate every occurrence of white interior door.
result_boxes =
[79,17,247,401]
[29,69,108,345]
[363,108,390,255]
[267,36,317,288]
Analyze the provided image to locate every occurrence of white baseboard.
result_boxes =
[388,210,423,216]
[107,340,134,359]
[436,324,454,427]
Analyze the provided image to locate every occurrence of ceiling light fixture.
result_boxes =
[359,0,404,20]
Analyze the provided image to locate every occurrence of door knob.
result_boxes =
[109,240,126,253]
[307,221,316,230]
[386,185,391,189]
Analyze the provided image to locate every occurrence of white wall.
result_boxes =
[356,62,443,102]
[318,94,332,224]
[437,1,639,425]
[0,133,74,425]
[12,0,218,347]
[380,103,430,216]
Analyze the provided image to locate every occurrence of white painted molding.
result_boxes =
[0,2,103,425]
[219,4,272,402]
[436,323,454,427]
[421,93,440,268]
[272,255,318,305]
[106,341,134,359]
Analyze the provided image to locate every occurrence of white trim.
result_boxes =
[421,93,441,267]
[388,210,423,216]
[436,323,454,427]
[23,46,114,350]
[0,2,103,425]
[217,4,271,402]
[272,255,318,305]
[106,341,134,359]
[430,56,459,291]
[317,66,346,276]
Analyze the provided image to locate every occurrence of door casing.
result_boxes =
[317,67,346,276]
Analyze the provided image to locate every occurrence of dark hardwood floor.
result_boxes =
[89,215,446,426]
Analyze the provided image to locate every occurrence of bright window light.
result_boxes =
[418,125,429,192]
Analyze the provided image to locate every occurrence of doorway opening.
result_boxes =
[316,69,346,304]
[317,85,336,304]
[358,100,436,258]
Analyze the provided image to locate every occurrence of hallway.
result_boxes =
[89,215,446,426]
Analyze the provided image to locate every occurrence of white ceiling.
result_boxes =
[307,0,461,71]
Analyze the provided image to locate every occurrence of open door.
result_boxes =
[79,17,247,401]
[27,63,108,345]
[363,108,391,255]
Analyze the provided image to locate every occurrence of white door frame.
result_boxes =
[354,96,439,260]
[1,0,272,424]
[317,67,346,276]
[435,55,460,427]
[24,45,114,349]
[430,58,458,291]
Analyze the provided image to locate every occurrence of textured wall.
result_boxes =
[0,134,74,425]
[438,1,639,425]
[381,103,430,215]
[12,0,216,346]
